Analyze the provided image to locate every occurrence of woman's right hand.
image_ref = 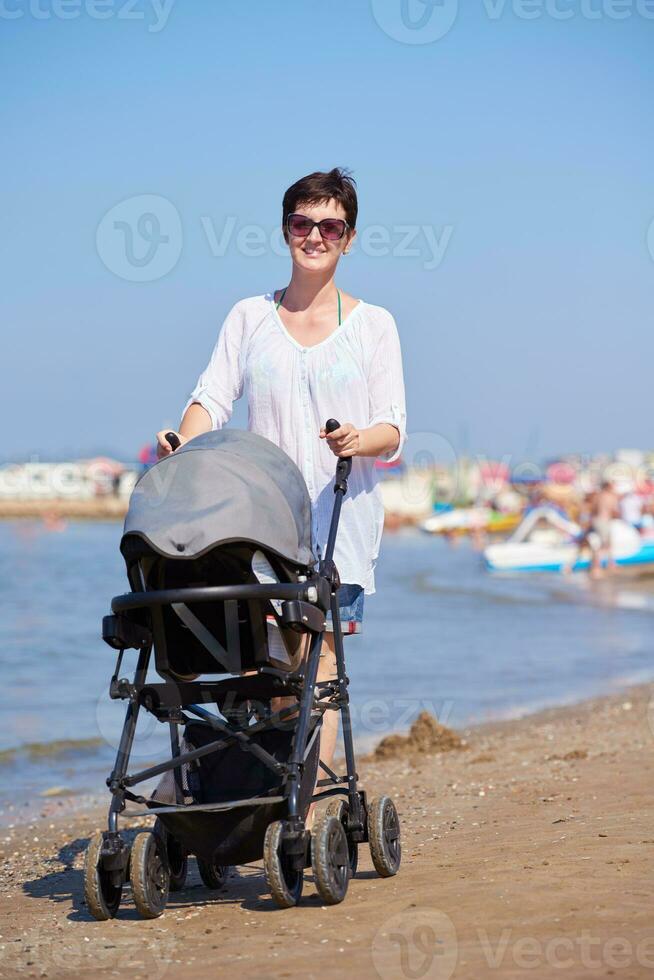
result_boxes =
[156,430,188,459]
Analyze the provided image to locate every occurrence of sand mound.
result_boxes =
[373,711,465,760]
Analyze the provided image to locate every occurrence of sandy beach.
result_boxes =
[1,682,652,980]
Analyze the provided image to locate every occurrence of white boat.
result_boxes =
[484,506,654,573]
[420,507,487,534]
[420,507,520,536]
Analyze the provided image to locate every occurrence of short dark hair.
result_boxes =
[282,167,358,231]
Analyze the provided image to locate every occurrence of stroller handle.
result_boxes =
[322,419,352,568]
[324,418,353,475]
[165,431,181,451]
[324,418,353,471]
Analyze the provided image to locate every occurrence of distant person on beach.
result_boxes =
[620,489,643,530]
[562,491,592,574]
[589,481,620,577]
[154,167,406,823]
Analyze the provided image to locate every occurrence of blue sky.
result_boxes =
[2,0,653,464]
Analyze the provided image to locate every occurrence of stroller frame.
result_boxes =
[86,437,400,917]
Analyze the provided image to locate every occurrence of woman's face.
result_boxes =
[284,197,356,276]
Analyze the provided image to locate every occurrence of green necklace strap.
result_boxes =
[276,286,341,325]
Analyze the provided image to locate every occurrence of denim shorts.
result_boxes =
[325,583,364,635]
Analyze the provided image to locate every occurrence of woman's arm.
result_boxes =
[321,421,399,459]
[179,402,212,440]
[156,403,213,457]
[359,422,400,457]
[320,310,406,462]
[365,310,407,461]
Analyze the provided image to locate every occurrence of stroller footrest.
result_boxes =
[125,795,286,817]
[137,672,300,712]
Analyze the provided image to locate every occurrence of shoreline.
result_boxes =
[0,499,127,520]
[3,669,654,826]
[1,682,652,977]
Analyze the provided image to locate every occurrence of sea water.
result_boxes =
[1,521,653,816]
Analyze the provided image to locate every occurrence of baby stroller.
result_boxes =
[84,421,401,919]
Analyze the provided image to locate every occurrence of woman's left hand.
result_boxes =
[320,422,360,458]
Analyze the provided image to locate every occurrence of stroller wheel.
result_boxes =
[84,831,123,921]
[130,830,170,919]
[197,856,228,890]
[367,796,401,878]
[263,820,304,908]
[311,815,349,905]
[154,819,188,892]
[325,798,358,877]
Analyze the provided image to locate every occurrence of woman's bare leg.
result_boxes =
[269,632,339,830]
[306,633,338,830]
[315,633,338,770]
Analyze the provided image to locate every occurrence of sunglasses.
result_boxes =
[286,212,350,242]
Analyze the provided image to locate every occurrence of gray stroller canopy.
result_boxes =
[122,430,314,567]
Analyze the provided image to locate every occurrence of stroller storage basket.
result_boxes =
[155,717,321,866]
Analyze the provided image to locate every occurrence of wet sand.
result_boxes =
[1,683,653,979]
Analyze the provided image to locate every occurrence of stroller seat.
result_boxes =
[127,540,309,679]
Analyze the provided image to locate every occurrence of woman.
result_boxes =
[156,167,406,811]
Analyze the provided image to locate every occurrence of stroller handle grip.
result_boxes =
[165,431,181,452]
[322,419,352,567]
[324,419,352,473]
[325,419,353,466]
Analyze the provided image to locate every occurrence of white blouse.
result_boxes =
[182,292,407,594]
